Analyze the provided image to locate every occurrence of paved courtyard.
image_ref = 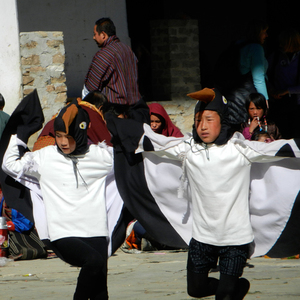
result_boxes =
[0,249,299,299]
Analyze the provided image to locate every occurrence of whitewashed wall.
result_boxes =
[0,0,128,116]
[0,0,22,114]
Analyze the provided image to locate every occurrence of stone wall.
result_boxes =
[19,31,67,148]
[20,31,67,123]
[150,19,201,101]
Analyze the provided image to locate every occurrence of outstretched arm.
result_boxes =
[2,134,40,186]
[105,111,186,160]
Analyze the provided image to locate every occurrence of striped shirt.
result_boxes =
[84,35,141,105]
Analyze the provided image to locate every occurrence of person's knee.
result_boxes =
[215,284,236,299]
[187,270,219,298]
[187,286,206,298]
[216,276,250,300]
[216,274,238,299]
[187,282,201,298]
[85,252,106,274]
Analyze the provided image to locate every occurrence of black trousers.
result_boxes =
[187,239,250,299]
[52,236,108,300]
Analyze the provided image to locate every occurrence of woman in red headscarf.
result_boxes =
[148,103,183,137]
[124,103,184,252]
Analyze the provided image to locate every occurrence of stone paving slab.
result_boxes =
[0,249,299,299]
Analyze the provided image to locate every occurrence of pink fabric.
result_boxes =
[242,125,252,140]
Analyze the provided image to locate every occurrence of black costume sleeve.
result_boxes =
[0,90,44,223]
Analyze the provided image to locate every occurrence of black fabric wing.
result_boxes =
[0,90,44,223]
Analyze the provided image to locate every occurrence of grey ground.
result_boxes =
[0,249,299,299]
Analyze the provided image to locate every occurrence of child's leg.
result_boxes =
[53,236,108,300]
[216,274,249,300]
[216,244,250,300]
[133,220,146,243]
[186,238,219,298]
[187,270,219,298]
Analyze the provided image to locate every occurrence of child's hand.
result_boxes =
[249,117,259,134]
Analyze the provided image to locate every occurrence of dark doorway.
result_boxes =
[126,0,300,98]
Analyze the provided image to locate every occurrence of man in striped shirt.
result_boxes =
[82,18,141,106]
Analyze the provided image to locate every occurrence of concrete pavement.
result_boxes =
[0,249,300,299]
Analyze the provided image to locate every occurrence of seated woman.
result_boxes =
[149,103,183,137]
[125,103,184,251]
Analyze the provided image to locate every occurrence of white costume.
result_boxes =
[137,126,293,247]
[3,135,113,242]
